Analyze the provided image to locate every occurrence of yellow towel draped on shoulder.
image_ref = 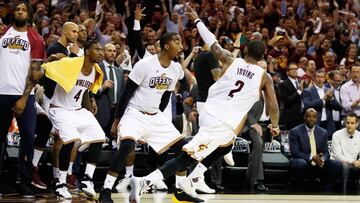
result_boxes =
[42,56,104,94]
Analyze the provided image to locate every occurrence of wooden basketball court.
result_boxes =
[1,193,360,203]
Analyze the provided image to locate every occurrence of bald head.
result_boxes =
[104,43,116,63]
[61,22,79,44]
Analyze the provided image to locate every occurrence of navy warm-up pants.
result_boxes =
[0,95,36,181]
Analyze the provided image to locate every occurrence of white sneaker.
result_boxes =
[151,180,168,191]
[129,177,150,203]
[224,152,235,166]
[80,175,96,198]
[55,183,72,199]
[193,177,215,194]
[115,174,131,192]
[178,178,198,198]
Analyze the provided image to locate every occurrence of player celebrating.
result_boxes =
[129,6,280,202]
[98,32,201,203]
[43,40,106,199]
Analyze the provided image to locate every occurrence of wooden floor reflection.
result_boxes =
[1,193,360,203]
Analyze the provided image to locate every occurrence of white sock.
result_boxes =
[85,163,96,178]
[125,165,134,177]
[32,149,43,167]
[175,175,186,189]
[59,170,67,185]
[188,163,207,180]
[145,169,164,185]
[53,167,60,179]
[67,162,73,175]
[103,174,117,189]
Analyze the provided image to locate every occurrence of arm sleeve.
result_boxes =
[159,91,172,112]
[114,78,139,119]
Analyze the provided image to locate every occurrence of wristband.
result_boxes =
[194,18,201,25]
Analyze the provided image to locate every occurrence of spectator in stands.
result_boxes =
[325,71,343,131]
[289,108,342,192]
[299,60,316,88]
[321,51,338,73]
[302,70,342,138]
[289,41,308,64]
[279,63,304,130]
[331,113,360,194]
[332,29,351,64]
[340,46,358,70]
[340,65,360,118]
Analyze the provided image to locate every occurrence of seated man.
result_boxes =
[289,108,342,192]
[331,113,360,193]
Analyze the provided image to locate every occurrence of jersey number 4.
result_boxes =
[228,80,244,97]
[74,90,82,102]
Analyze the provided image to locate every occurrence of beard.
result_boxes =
[14,18,28,27]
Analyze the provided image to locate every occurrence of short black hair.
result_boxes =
[14,1,34,25]
[346,112,359,122]
[246,40,265,61]
[84,39,98,53]
[160,32,179,50]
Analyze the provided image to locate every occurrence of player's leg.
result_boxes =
[114,145,135,192]
[99,108,143,203]
[66,143,79,190]
[56,141,75,199]
[16,95,37,198]
[31,112,52,190]
[0,96,22,196]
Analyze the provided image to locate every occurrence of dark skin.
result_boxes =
[304,109,324,168]
[185,5,280,136]
[12,3,44,118]
[81,42,104,115]
[110,34,184,137]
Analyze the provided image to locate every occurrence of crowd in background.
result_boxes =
[1,0,360,196]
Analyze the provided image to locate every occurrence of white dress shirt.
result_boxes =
[314,84,327,121]
[331,129,360,164]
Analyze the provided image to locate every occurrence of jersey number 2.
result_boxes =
[228,80,244,97]
[74,90,82,102]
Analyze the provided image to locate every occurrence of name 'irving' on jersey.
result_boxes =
[236,65,254,79]
[2,36,30,51]
[149,73,173,90]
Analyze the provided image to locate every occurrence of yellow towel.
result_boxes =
[42,56,103,94]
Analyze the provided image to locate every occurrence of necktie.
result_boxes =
[108,66,115,104]
[295,80,299,89]
[309,129,317,166]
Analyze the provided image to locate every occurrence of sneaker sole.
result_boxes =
[31,181,47,190]
[81,189,95,198]
[171,194,192,203]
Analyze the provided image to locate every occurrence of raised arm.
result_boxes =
[185,5,235,71]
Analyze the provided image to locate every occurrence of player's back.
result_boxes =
[204,58,265,130]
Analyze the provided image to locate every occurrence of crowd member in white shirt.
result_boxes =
[331,113,360,194]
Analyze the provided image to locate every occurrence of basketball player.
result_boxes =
[43,40,106,199]
[0,1,46,197]
[98,32,202,203]
[129,6,280,202]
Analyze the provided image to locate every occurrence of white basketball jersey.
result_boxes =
[0,27,32,95]
[51,68,95,110]
[128,55,184,113]
[204,58,265,130]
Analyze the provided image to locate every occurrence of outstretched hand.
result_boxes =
[185,5,199,21]
[135,4,146,21]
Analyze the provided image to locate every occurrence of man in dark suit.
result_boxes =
[278,63,303,130]
[95,43,124,140]
[302,70,342,138]
[324,71,343,132]
[241,96,269,193]
[289,108,342,192]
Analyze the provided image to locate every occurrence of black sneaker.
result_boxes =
[15,181,35,198]
[171,189,204,203]
[99,188,113,203]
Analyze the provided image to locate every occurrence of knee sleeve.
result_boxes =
[109,139,136,174]
[59,142,75,171]
[201,144,233,168]
[159,152,196,178]
[84,143,102,164]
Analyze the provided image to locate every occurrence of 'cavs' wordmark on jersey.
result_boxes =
[76,79,93,88]
[2,36,30,51]
[149,73,173,90]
